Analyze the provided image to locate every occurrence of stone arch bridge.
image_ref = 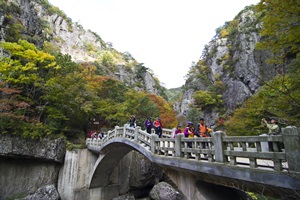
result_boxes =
[86,126,300,199]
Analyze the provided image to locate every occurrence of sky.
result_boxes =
[48,0,260,89]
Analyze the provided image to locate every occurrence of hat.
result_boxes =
[187,122,193,125]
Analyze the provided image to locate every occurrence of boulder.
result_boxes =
[20,184,60,200]
[129,152,163,188]
[149,182,183,200]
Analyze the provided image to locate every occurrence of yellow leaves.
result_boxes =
[0,40,59,84]
[219,19,239,38]
[220,29,229,38]
[18,39,37,50]
[193,90,217,106]
[47,62,61,70]
[98,50,116,67]
[200,65,209,73]
[0,62,12,73]
[223,52,230,61]
[0,41,23,52]
[23,62,37,71]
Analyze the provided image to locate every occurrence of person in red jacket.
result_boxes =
[153,117,162,138]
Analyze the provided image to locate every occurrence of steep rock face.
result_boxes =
[0,157,61,200]
[143,71,159,94]
[0,135,65,200]
[180,88,195,116]
[178,7,276,126]
[0,134,66,163]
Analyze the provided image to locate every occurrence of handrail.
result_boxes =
[86,126,300,173]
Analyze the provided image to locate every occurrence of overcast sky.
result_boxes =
[48,0,260,89]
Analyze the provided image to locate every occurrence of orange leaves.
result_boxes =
[0,87,21,95]
[147,94,178,128]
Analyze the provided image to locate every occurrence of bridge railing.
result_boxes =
[150,128,174,138]
[86,126,300,173]
[222,135,286,171]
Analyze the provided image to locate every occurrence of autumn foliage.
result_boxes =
[0,40,177,139]
[147,94,178,128]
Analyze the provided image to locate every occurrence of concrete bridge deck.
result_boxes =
[86,126,300,199]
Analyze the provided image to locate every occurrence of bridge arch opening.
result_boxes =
[89,138,155,189]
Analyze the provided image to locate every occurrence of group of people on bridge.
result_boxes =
[174,118,212,150]
[144,117,163,137]
[88,131,105,140]
[129,115,164,138]
[88,115,283,152]
[143,116,213,141]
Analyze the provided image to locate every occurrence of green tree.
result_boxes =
[42,66,91,135]
[91,77,129,127]
[0,40,59,137]
[192,90,222,110]
[186,108,201,127]
[123,90,160,126]
[256,0,300,65]
[225,73,300,136]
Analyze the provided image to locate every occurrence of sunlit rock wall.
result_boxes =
[178,7,277,126]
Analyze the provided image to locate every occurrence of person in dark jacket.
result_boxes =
[144,117,152,134]
[174,125,182,138]
[129,115,136,128]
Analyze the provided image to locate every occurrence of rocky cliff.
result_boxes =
[0,134,65,200]
[177,6,277,126]
[1,0,162,95]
